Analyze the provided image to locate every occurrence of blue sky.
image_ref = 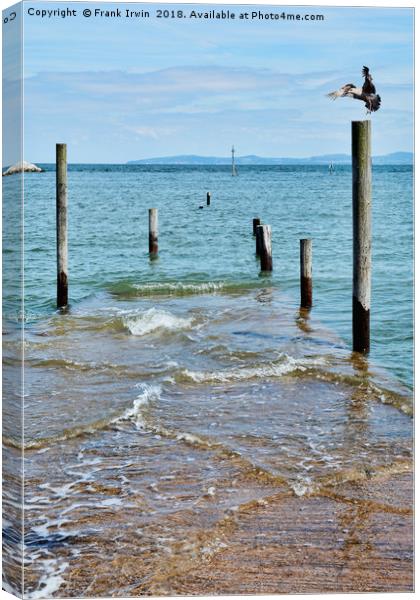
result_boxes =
[7,2,415,162]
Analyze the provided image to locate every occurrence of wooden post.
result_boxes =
[258,225,272,271]
[207,192,211,206]
[352,120,371,353]
[149,208,158,255]
[300,239,312,309]
[256,224,263,256]
[252,217,261,236]
[56,143,68,308]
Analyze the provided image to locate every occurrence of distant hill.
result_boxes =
[372,152,413,165]
[127,152,413,165]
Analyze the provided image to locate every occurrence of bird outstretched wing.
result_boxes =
[362,66,376,95]
[326,83,356,100]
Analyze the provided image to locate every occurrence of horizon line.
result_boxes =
[8,149,413,167]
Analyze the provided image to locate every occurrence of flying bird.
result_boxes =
[327,66,381,114]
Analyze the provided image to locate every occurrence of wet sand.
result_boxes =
[48,469,412,597]
[167,471,413,596]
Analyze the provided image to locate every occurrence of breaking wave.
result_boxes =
[109,280,261,298]
[179,355,322,384]
[6,385,163,451]
[117,384,162,428]
[122,308,195,336]
[132,281,227,295]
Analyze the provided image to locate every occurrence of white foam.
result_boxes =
[117,384,162,429]
[39,481,78,499]
[123,308,193,336]
[200,538,228,556]
[164,360,179,369]
[31,517,71,537]
[26,558,68,599]
[100,497,123,507]
[291,476,314,497]
[176,431,209,445]
[181,355,308,384]
[133,281,226,295]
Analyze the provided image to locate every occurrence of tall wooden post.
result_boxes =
[149,208,158,255]
[56,143,68,308]
[207,192,211,206]
[300,239,312,309]
[258,224,272,272]
[352,120,371,353]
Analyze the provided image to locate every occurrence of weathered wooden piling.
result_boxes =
[207,192,211,206]
[352,120,371,353]
[56,143,68,308]
[149,208,158,255]
[300,239,312,308]
[252,217,261,236]
[257,224,272,271]
[256,224,263,256]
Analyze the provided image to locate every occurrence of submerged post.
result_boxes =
[352,120,371,353]
[207,192,211,206]
[56,143,68,308]
[252,217,261,236]
[149,208,158,255]
[300,239,312,309]
[258,224,272,272]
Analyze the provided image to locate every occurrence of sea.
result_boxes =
[2,164,414,596]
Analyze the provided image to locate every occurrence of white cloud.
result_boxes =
[128,125,180,140]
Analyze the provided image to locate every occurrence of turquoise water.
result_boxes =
[20,164,413,387]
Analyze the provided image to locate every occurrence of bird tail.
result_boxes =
[371,95,381,111]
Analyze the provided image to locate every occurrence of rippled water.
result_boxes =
[13,163,414,385]
[2,165,413,596]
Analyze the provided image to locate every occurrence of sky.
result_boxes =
[3,1,414,163]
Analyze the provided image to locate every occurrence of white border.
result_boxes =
[0,2,416,600]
